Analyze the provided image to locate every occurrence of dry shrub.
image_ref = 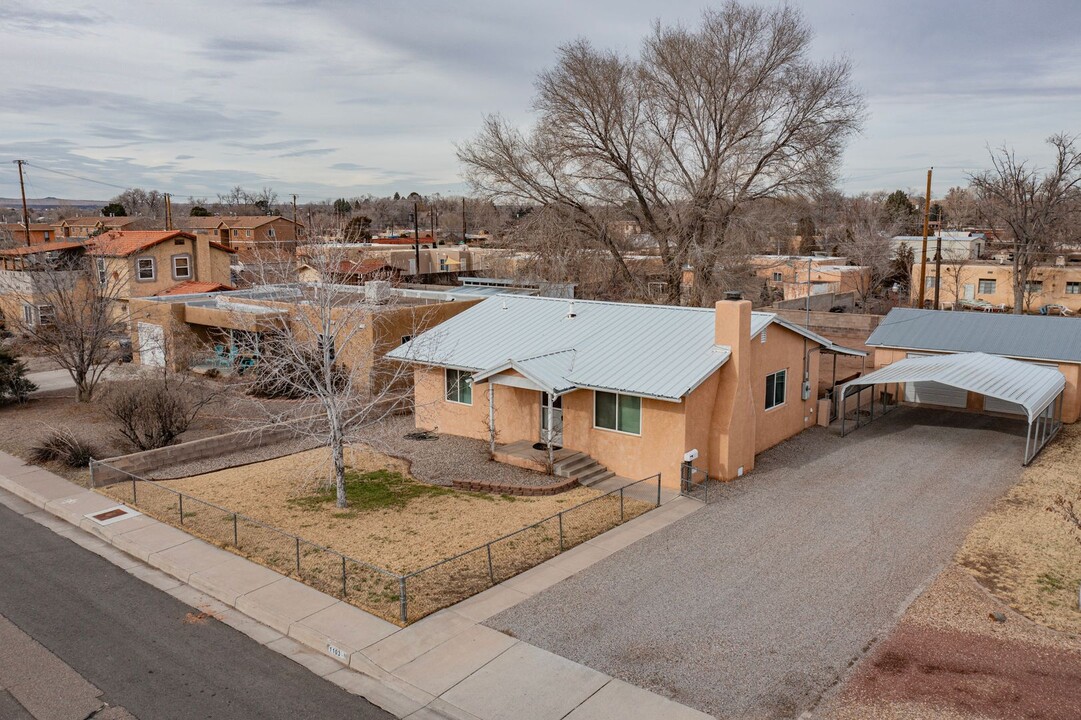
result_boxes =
[30,427,97,468]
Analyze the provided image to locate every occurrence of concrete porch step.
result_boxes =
[578,469,615,487]
[553,454,593,477]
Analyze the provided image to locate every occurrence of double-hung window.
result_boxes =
[1066,282,1081,295]
[445,368,472,404]
[136,257,155,281]
[96,257,107,285]
[594,391,641,435]
[772,271,783,282]
[765,369,787,410]
[172,254,192,280]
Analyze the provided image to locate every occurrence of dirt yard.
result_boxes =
[155,445,649,574]
[957,423,1081,635]
[0,370,296,486]
[824,424,1081,719]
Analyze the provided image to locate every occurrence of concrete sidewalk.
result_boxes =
[0,451,710,720]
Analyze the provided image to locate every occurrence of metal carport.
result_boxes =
[839,352,1066,465]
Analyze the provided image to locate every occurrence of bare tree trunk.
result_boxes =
[329,416,347,509]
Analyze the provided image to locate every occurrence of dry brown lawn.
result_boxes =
[956,423,1081,635]
[156,445,649,575]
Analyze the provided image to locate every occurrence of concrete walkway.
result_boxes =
[0,451,709,720]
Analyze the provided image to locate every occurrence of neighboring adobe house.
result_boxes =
[0,241,86,329]
[86,230,235,300]
[388,295,864,488]
[297,258,401,285]
[219,216,303,261]
[53,216,159,240]
[126,282,482,393]
[176,216,231,246]
[297,241,483,277]
[865,308,1081,423]
[0,222,56,246]
[910,253,1081,313]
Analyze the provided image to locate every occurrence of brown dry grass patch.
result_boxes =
[956,423,1081,635]
[152,445,650,575]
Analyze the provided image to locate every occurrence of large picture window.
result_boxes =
[594,391,641,435]
[445,368,473,405]
[765,369,787,410]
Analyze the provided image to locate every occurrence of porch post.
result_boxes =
[546,394,554,471]
[488,382,495,455]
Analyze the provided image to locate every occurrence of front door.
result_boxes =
[540,392,563,446]
[963,283,975,300]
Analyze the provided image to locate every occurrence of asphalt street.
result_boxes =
[0,500,392,720]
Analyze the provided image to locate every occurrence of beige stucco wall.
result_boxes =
[103,237,233,299]
[413,367,537,445]
[873,347,1080,424]
[911,261,1081,312]
[750,324,820,452]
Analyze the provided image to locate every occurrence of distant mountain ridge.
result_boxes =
[0,196,106,209]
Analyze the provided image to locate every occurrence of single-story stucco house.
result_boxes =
[388,295,863,488]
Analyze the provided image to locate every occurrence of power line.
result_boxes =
[22,162,133,192]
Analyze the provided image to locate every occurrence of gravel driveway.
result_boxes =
[487,408,1029,719]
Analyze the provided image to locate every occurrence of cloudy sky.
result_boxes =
[3,0,1080,202]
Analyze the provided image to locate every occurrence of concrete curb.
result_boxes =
[0,453,712,720]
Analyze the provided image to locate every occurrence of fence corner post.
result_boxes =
[656,474,661,507]
[619,487,625,522]
[399,576,408,624]
[232,513,238,547]
[88,460,95,488]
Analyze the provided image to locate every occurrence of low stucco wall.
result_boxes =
[772,308,881,336]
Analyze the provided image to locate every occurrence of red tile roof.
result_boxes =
[155,281,235,296]
[59,216,138,228]
[221,215,302,229]
[86,230,235,257]
[177,217,227,229]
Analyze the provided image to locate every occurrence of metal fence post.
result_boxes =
[486,544,494,584]
[341,556,347,597]
[295,538,301,576]
[558,512,564,552]
[399,576,407,623]
[178,494,184,525]
[656,474,661,507]
[619,488,625,522]
[132,477,137,505]
[232,513,238,546]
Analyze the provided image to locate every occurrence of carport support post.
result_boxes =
[546,394,554,471]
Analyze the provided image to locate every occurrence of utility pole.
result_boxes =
[461,197,467,244]
[164,193,173,230]
[13,160,31,246]
[429,206,436,244]
[291,194,298,228]
[412,202,422,277]
[916,167,933,309]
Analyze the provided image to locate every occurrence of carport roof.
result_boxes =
[841,352,1065,422]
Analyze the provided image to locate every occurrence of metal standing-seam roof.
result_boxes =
[840,352,1065,422]
[388,295,863,402]
[867,308,1081,364]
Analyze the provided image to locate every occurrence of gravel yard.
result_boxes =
[361,414,559,487]
[488,408,1030,719]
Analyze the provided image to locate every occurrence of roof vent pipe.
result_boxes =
[566,300,576,318]
[501,298,508,311]
[723,290,743,301]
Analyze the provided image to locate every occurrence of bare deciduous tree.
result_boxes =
[459,3,864,305]
[2,252,129,402]
[238,245,423,508]
[970,134,1081,314]
[829,192,902,308]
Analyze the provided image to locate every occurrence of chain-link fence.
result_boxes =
[91,459,661,624]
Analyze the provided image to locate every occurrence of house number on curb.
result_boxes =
[327,643,348,660]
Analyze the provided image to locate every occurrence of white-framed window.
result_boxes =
[266,227,276,239]
[445,368,473,404]
[1066,282,1081,295]
[594,390,641,435]
[439,258,448,272]
[96,257,107,285]
[925,276,936,289]
[172,254,192,280]
[43,231,51,241]
[978,278,996,294]
[136,257,155,281]
[24,303,54,327]
[765,369,787,410]
[772,271,783,282]
[246,229,253,237]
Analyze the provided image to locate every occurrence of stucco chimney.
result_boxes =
[709,298,757,480]
[193,234,212,281]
